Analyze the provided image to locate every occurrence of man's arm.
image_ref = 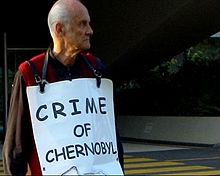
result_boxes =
[2,70,31,175]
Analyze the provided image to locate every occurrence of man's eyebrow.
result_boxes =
[80,19,90,24]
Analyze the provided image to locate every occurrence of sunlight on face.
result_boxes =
[64,4,93,52]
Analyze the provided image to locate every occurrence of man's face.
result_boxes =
[64,6,93,52]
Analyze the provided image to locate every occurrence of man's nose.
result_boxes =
[86,25,93,36]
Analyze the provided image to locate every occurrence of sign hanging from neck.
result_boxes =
[26,78,123,175]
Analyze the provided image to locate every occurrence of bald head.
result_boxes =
[48,0,87,37]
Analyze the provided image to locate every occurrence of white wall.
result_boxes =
[117,116,220,146]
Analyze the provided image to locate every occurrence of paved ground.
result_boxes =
[0,141,219,175]
[122,141,189,152]
[123,141,220,175]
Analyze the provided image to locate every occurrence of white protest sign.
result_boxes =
[26,78,123,175]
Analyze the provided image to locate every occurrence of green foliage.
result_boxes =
[116,38,220,116]
[150,38,220,116]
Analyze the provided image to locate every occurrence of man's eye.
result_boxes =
[81,21,88,26]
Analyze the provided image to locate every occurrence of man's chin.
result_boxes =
[83,45,91,51]
[78,43,91,52]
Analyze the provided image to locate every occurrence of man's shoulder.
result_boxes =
[19,52,46,71]
[30,52,46,62]
[81,52,111,79]
[81,52,98,61]
[18,52,47,86]
[81,52,99,69]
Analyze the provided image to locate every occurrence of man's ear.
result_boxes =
[55,23,64,36]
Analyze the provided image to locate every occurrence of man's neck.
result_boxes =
[52,48,80,67]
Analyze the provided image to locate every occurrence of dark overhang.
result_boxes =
[3,0,220,87]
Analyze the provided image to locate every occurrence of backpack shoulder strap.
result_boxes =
[81,53,102,88]
[27,60,42,84]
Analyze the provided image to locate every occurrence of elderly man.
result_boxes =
[3,0,124,175]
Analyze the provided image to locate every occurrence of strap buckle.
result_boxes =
[94,70,102,88]
[39,79,48,93]
[82,55,102,88]
[27,47,49,93]
[35,75,42,84]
